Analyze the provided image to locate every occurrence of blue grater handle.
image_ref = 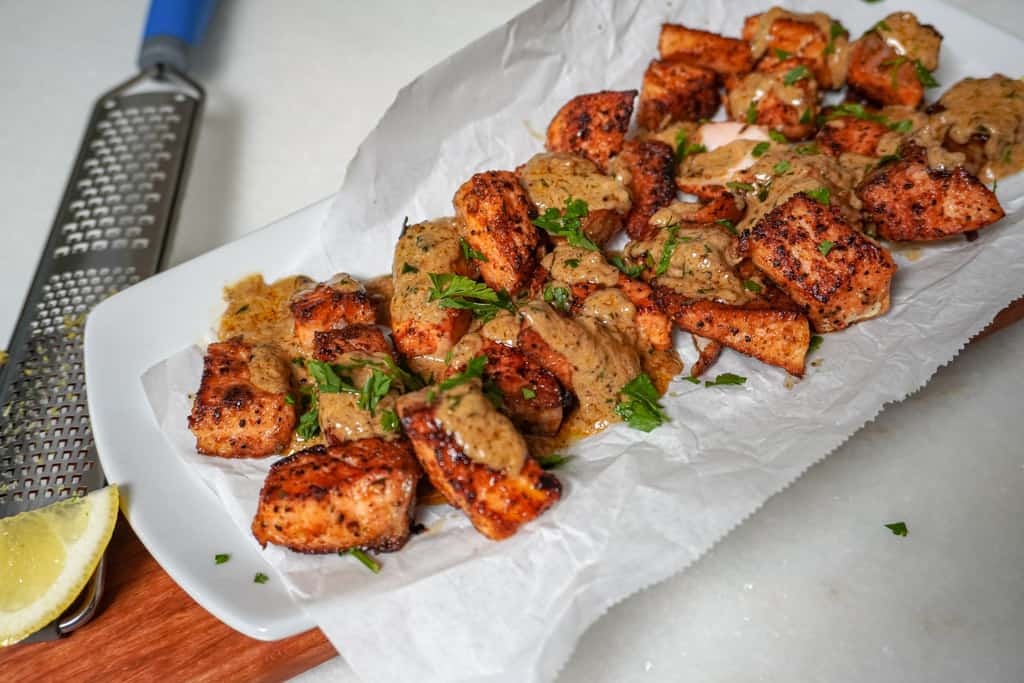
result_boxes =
[138,0,218,73]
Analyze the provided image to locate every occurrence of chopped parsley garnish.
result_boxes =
[306,359,359,395]
[746,100,758,124]
[799,108,813,124]
[535,453,573,470]
[284,394,295,405]
[341,548,381,573]
[808,335,824,354]
[459,238,488,262]
[783,65,811,86]
[726,181,755,194]
[214,553,230,565]
[805,187,831,206]
[380,409,400,433]
[532,197,598,251]
[615,373,669,432]
[889,119,913,133]
[774,48,792,60]
[482,377,504,408]
[826,102,912,134]
[773,159,791,175]
[357,369,392,415]
[254,572,269,584]
[704,373,747,387]
[824,21,845,55]
[752,141,771,158]
[874,19,891,32]
[521,387,537,399]
[818,240,835,256]
[401,262,419,274]
[427,273,516,322]
[742,279,763,293]
[296,387,321,440]
[795,143,819,156]
[235,305,249,314]
[913,59,939,88]
[543,284,572,312]
[438,355,487,392]
[609,254,643,277]
[655,225,691,277]
[715,218,738,235]
[682,376,701,385]
[885,521,908,537]
[876,153,901,167]
[563,258,580,269]
[675,130,707,162]
[768,130,788,143]
[881,56,908,90]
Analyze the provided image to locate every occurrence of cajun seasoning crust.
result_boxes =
[846,15,942,110]
[289,276,377,353]
[613,140,678,240]
[313,324,394,362]
[638,59,720,132]
[453,170,543,296]
[857,144,1005,241]
[397,394,561,541]
[658,24,755,77]
[546,90,637,171]
[740,192,896,333]
[188,338,297,458]
[817,116,892,158]
[251,441,422,554]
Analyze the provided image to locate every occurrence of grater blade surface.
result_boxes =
[0,68,202,634]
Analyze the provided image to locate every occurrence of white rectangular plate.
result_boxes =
[86,0,1024,643]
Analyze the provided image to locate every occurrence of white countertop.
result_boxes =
[2,1,1022,681]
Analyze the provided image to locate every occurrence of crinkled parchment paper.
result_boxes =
[142,0,1024,680]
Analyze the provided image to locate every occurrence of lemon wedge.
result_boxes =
[0,485,118,646]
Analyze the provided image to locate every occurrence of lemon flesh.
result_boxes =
[0,485,118,646]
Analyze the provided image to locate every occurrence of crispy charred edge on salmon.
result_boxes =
[658,23,754,77]
[638,59,720,132]
[739,192,895,333]
[816,115,891,157]
[188,337,296,459]
[453,170,543,296]
[446,339,572,437]
[290,282,377,350]
[617,140,678,240]
[313,324,395,362]
[668,189,745,224]
[689,336,723,378]
[546,90,637,171]
[847,29,939,108]
[251,442,421,554]
[654,288,810,377]
[857,143,1005,241]
[399,402,561,541]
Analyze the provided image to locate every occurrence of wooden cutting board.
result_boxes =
[2,298,1021,682]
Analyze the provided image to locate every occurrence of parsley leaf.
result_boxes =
[235,305,249,314]
[215,553,230,565]
[254,573,269,584]
[401,262,419,274]
[535,453,573,470]
[482,377,504,408]
[357,369,392,415]
[752,141,771,158]
[783,65,811,86]
[773,159,791,175]
[296,388,321,440]
[532,197,598,251]
[795,143,819,156]
[614,373,669,432]
[305,359,359,395]
[428,273,515,322]
[774,48,792,60]
[726,181,755,194]
[675,130,707,162]
[609,255,643,278]
[874,19,891,32]
[704,373,747,387]
[438,355,487,392]
[543,284,572,312]
[768,130,788,143]
[341,548,382,573]
[459,238,488,262]
[742,279,763,293]
[805,187,831,206]
[656,225,691,277]
[563,258,580,268]
[284,394,295,405]
[889,119,913,133]
[800,108,813,124]
[818,240,835,256]
[380,409,400,433]
[521,387,537,399]
[824,21,845,55]
[746,100,758,124]
[885,521,908,537]
[913,59,939,88]
[808,335,824,354]
[715,218,738,236]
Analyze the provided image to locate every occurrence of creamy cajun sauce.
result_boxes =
[432,382,529,475]
[728,72,810,122]
[624,218,750,304]
[218,274,314,354]
[248,344,292,395]
[638,121,699,151]
[363,274,394,327]
[924,75,1024,182]
[520,152,631,213]
[875,12,941,71]
[749,7,850,88]
[874,106,930,157]
[480,310,521,346]
[678,139,760,191]
[541,244,620,287]
[520,301,640,434]
[317,350,405,443]
[580,288,637,340]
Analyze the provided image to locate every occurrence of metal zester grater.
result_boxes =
[0,0,216,640]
